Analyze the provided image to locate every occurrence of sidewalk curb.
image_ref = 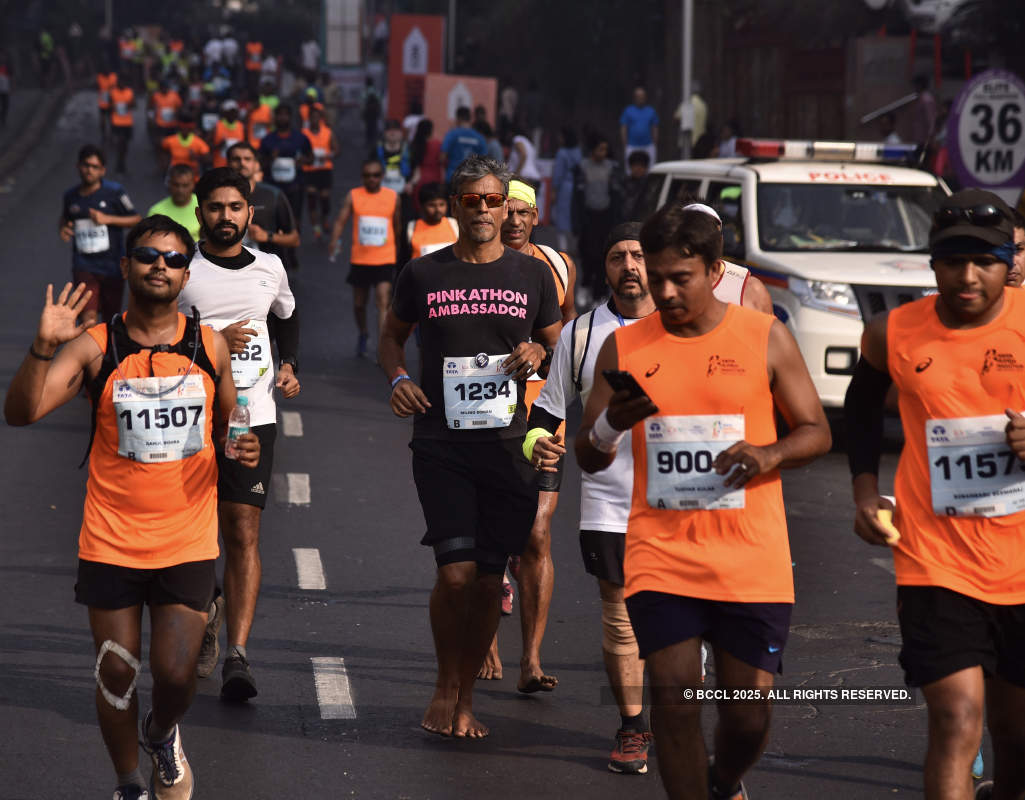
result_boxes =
[0,89,70,182]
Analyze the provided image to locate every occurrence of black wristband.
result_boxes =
[541,345,555,368]
[29,345,55,361]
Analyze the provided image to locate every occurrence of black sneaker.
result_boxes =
[220,652,258,702]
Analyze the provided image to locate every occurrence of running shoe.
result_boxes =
[972,746,984,779]
[501,575,514,615]
[221,652,258,702]
[140,711,194,800]
[607,728,652,774]
[357,332,369,358]
[710,780,749,800]
[195,594,225,678]
[113,786,150,800]
[975,781,993,800]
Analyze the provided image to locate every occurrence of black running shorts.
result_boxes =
[897,585,1025,688]
[304,169,332,191]
[347,263,395,288]
[411,437,538,574]
[625,590,793,672]
[75,559,215,612]
[216,422,275,509]
[579,529,625,585]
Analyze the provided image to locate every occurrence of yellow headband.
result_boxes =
[508,180,537,207]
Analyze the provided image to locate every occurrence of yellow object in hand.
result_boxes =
[877,508,901,545]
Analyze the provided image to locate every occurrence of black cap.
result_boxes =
[929,188,1015,251]
[603,221,643,261]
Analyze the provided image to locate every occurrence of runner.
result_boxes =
[1008,210,1025,288]
[227,141,301,272]
[576,204,831,798]
[328,157,400,356]
[376,119,412,195]
[59,145,141,328]
[407,182,459,261]
[97,64,118,142]
[244,38,263,94]
[246,96,273,149]
[178,167,300,701]
[480,179,576,689]
[109,71,136,175]
[301,103,337,241]
[211,100,246,169]
[258,103,312,228]
[378,155,562,738]
[149,80,182,146]
[161,112,211,175]
[5,214,260,800]
[845,189,1025,800]
[147,163,200,242]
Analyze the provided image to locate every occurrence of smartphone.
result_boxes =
[602,369,650,401]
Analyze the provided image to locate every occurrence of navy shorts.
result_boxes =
[625,590,793,673]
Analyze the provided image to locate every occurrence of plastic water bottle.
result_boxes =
[225,395,250,460]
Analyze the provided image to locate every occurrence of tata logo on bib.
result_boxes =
[647,421,664,440]
[929,425,949,443]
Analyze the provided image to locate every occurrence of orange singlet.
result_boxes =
[162,132,210,171]
[301,124,333,171]
[109,86,134,127]
[212,119,246,168]
[617,305,791,602]
[409,217,459,260]
[247,103,273,148]
[97,72,117,110]
[350,186,398,265]
[80,315,220,569]
[888,289,1025,604]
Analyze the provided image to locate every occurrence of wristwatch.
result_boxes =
[280,356,298,374]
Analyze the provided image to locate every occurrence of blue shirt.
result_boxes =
[441,126,488,181]
[258,128,313,190]
[619,105,659,147]
[62,180,135,277]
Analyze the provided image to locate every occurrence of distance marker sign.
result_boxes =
[949,70,1025,198]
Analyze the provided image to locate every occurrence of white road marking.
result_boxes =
[871,557,896,575]
[312,657,356,719]
[272,472,311,505]
[293,547,326,590]
[281,411,303,437]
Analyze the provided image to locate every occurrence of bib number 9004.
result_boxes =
[645,415,745,510]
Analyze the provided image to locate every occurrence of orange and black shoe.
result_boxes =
[607,728,652,774]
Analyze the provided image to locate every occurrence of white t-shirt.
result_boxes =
[535,300,641,533]
[203,38,224,66]
[301,40,321,71]
[177,247,296,427]
[221,37,239,65]
[508,134,541,181]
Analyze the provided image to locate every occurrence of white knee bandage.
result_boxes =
[601,600,639,656]
[95,639,141,711]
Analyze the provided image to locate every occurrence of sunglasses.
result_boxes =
[456,192,506,209]
[934,204,1007,228]
[362,171,383,178]
[132,246,190,269]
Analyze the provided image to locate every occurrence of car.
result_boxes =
[635,138,951,407]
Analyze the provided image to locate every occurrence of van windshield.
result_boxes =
[757,184,946,252]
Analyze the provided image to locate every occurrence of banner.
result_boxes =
[387,14,445,120]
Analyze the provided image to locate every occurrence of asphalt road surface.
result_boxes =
[0,93,955,799]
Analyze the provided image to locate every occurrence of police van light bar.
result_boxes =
[736,138,918,162]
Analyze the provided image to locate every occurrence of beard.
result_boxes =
[464,215,498,244]
[202,218,248,247]
[613,274,647,299]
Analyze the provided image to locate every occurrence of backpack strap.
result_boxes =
[570,308,597,393]
[536,244,569,292]
[405,219,416,245]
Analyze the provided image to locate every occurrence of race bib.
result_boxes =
[382,167,405,193]
[201,112,218,132]
[112,375,208,463]
[208,318,272,389]
[251,123,268,140]
[159,107,174,123]
[442,354,517,430]
[420,241,453,256]
[115,102,128,116]
[357,215,389,247]
[99,90,110,105]
[927,414,1025,517]
[645,415,746,510]
[73,218,110,254]
[271,156,296,183]
[312,147,328,167]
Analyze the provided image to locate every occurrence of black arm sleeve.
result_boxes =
[270,309,300,365]
[527,403,564,432]
[844,356,892,478]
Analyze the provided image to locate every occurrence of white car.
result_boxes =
[635,139,951,407]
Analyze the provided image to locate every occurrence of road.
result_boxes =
[0,92,946,799]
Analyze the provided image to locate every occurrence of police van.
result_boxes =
[635,139,950,407]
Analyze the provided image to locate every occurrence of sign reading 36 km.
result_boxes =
[950,70,1025,196]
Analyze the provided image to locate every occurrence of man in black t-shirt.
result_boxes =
[228,141,301,271]
[379,155,562,739]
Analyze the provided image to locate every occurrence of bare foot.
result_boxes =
[421,687,458,736]
[517,665,558,693]
[477,636,503,680]
[452,704,489,738]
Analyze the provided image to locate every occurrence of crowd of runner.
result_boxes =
[6,22,1025,800]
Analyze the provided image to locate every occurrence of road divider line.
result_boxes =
[312,657,356,719]
[870,557,896,575]
[293,547,326,590]
[272,473,311,505]
[281,411,303,437]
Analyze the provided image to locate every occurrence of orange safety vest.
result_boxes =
[888,289,1025,604]
[212,119,246,168]
[162,132,210,171]
[245,41,263,71]
[350,186,398,265]
[247,103,273,148]
[302,125,333,171]
[109,86,134,127]
[80,315,220,569]
[618,306,791,603]
[409,217,459,260]
[97,72,117,109]
[151,90,182,128]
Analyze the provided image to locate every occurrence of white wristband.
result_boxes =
[589,409,626,453]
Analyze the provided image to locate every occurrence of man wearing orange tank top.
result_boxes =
[846,189,1025,800]
[576,205,831,800]
[5,215,260,800]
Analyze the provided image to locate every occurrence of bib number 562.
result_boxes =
[232,342,263,362]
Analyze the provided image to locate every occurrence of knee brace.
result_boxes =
[601,599,639,656]
[94,639,141,711]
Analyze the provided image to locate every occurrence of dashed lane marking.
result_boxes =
[281,411,303,437]
[870,557,896,575]
[293,547,326,590]
[272,472,311,505]
[311,657,356,719]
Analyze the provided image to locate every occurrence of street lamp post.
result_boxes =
[680,0,693,159]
